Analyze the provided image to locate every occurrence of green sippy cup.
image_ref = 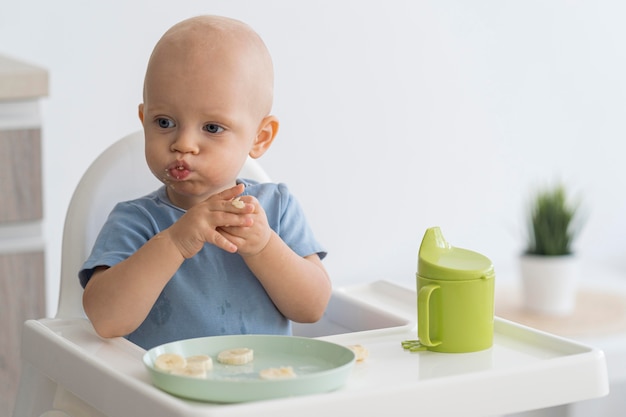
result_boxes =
[415,227,495,353]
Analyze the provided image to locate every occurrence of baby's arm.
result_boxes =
[82,184,253,338]
[82,231,185,338]
[220,197,332,323]
[243,234,331,323]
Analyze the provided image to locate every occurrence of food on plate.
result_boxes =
[231,196,245,209]
[186,354,213,371]
[259,366,297,380]
[171,365,208,378]
[154,353,187,372]
[347,344,369,362]
[154,353,214,378]
[217,348,254,365]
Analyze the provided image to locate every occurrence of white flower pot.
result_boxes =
[519,254,580,316]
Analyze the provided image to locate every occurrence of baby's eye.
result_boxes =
[204,124,224,134]
[157,118,175,129]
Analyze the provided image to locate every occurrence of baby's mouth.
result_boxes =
[165,161,191,180]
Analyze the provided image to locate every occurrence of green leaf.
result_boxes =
[525,184,582,256]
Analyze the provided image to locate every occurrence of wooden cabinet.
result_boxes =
[0,128,43,222]
[0,54,48,417]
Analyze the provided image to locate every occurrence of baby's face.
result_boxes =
[139,34,266,209]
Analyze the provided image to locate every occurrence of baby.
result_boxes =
[79,15,331,350]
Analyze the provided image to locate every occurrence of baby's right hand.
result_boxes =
[165,184,254,258]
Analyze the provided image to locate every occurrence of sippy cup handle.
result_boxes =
[418,284,442,347]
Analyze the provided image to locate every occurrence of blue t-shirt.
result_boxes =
[80,180,326,350]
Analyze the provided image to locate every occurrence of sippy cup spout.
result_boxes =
[417,226,494,281]
[417,226,451,273]
[422,226,451,251]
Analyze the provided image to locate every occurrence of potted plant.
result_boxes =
[520,184,584,315]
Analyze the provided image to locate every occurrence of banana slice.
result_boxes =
[186,354,213,371]
[171,365,207,379]
[217,348,254,365]
[231,197,245,209]
[154,353,187,372]
[259,366,297,380]
[347,344,369,362]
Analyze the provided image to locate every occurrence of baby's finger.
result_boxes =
[210,230,238,253]
[212,183,245,202]
[221,212,254,228]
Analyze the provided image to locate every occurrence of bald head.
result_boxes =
[143,15,274,118]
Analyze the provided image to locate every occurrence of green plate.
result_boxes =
[143,334,356,403]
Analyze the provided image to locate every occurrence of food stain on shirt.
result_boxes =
[150,293,172,325]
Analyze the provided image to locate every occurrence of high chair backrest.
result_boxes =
[55,130,271,319]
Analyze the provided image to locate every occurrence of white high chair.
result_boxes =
[13,131,609,417]
[13,130,272,417]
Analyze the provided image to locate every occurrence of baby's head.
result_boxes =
[142,15,275,122]
[139,16,279,206]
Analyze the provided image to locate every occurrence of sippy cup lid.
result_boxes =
[418,227,494,281]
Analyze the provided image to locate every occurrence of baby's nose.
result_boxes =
[171,130,200,154]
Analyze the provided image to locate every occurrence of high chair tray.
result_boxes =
[20,280,608,417]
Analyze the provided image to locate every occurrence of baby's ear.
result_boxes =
[249,115,279,159]
[138,103,145,123]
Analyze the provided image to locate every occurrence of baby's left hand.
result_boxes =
[219,195,271,256]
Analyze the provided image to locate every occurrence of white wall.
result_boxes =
[2,0,625,317]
